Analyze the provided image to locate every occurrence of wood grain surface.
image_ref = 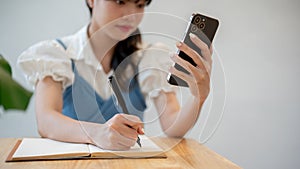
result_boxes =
[0,137,241,169]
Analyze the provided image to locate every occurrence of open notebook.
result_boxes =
[6,135,166,162]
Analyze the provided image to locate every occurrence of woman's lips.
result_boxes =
[116,25,133,33]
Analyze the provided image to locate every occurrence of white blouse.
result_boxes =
[17,26,176,103]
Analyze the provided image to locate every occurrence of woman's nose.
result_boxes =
[121,4,141,21]
[122,13,141,22]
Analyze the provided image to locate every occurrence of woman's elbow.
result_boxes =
[36,120,49,138]
[163,129,186,138]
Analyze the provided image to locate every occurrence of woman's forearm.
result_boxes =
[155,92,203,137]
[161,96,202,137]
[36,109,94,144]
[35,77,96,144]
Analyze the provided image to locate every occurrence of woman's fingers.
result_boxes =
[176,41,206,71]
[170,36,213,98]
[169,65,191,83]
[116,123,139,139]
[189,33,212,65]
[107,114,142,141]
[175,34,212,77]
[170,54,192,77]
[107,128,136,150]
[116,134,137,148]
[121,114,144,130]
[170,54,207,85]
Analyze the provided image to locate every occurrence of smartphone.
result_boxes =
[167,13,219,87]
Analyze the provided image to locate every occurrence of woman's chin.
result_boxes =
[110,33,133,41]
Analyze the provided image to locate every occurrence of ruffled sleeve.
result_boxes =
[17,40,73,89]
[138,43,177,99]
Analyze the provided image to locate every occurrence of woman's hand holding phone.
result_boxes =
[169,33,213,103]
[167,13,218,103]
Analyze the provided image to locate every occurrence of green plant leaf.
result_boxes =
[0,54,12,75]
[0,55,33,111]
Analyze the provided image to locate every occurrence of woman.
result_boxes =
[18,0,212,150]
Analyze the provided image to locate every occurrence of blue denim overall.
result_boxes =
[56,39,146,123]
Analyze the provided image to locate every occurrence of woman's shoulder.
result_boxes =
[17,26,88,89]
[18,39,70,61]
[17,38,75,89]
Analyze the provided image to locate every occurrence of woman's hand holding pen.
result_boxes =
[88,114,144,150]
[169,33,213,104]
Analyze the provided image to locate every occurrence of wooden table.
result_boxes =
[0,137,241,169]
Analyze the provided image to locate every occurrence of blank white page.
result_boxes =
[13,138,90,159]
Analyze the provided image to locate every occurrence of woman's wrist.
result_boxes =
[191,94,205,108]
[77,121,98,145]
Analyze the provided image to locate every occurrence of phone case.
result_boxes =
[167,13,219,87]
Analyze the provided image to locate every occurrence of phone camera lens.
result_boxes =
[191,25,198,32]
[199,22,205,30]
[194,16,201,24]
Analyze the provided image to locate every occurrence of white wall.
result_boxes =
[1,0,300,168]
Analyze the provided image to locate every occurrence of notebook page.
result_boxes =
[13,138,90,159]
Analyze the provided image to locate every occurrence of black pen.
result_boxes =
[108,75,142,147]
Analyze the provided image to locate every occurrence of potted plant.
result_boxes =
[0,54,32,111]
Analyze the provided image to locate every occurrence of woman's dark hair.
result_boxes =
[111,29,142,91]
[86,0,152,91]
[85,0,152,16]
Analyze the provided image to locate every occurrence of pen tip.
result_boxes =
[137,137,142,147]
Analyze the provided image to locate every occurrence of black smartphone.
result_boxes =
[167,13,219,87]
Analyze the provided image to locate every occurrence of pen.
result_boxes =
[108,75,142,147]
